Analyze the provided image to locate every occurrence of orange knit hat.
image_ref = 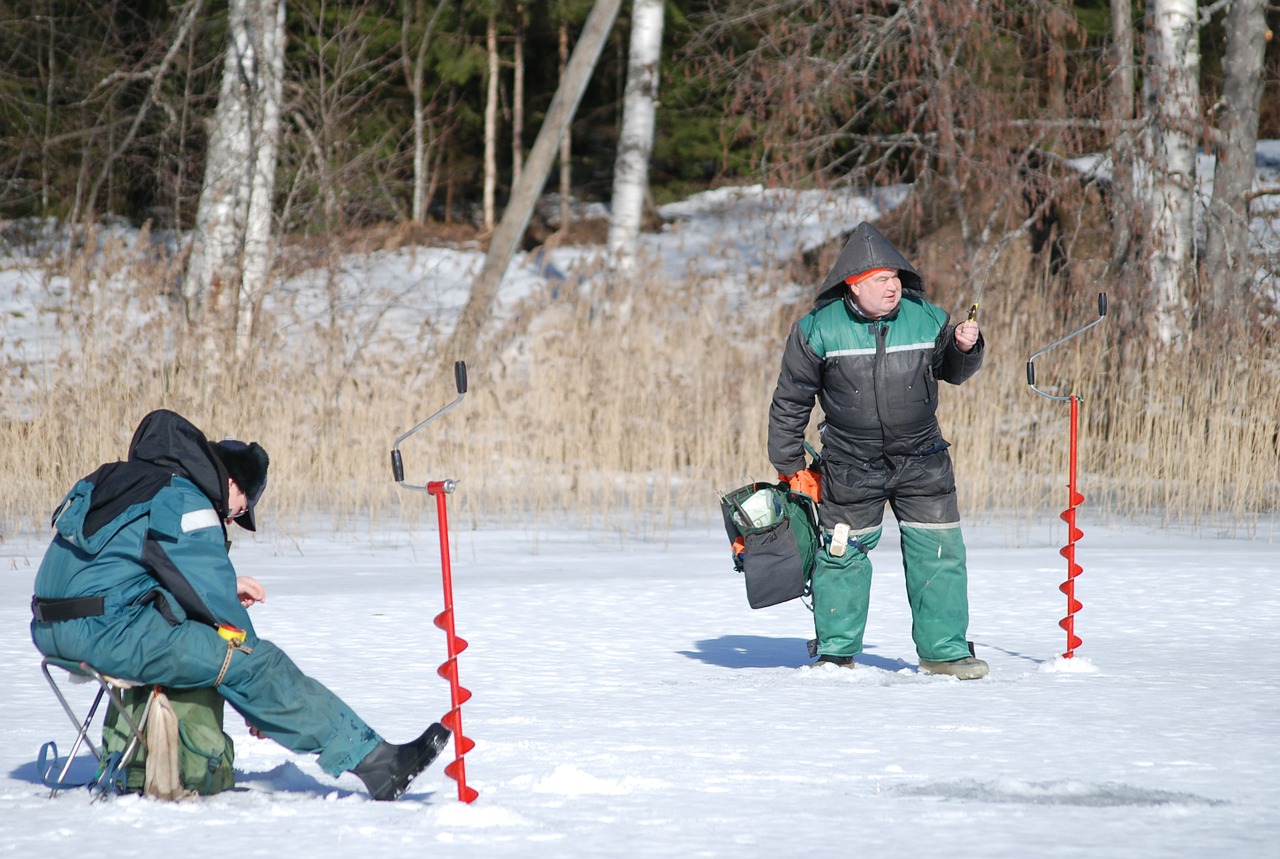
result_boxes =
[845,267,896,285]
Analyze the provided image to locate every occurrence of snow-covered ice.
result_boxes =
[3,517,1278,857]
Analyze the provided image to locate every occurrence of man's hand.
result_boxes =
[954,319,980,353]
[236,575,266,609]
[780,469,821,503]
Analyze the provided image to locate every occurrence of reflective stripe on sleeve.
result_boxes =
[181,508,222,533]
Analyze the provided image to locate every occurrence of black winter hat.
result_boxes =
[211,439,269,531]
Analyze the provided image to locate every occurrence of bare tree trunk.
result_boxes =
[558,21,571,232]
[1204,0,1267,325]
[185,0,286,360]
[428,88,458,217]
[1141,0,1199,346]
[445,139,455,224]
[607,0,664,272]
[513,3,525,188]
[449,0,623,364]
[41,8,55,214]
[1108,0,1137,278]
[187,0,253,331]
[1041,1,1071,122]
[236,0,285,356]
[484,13,499,231]
[402,0,447,223]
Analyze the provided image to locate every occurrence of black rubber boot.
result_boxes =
[351,722,451,801]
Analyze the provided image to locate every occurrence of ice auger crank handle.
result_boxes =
[1026,294,1107,400]
[391,361,468,490]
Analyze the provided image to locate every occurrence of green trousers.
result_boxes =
[812,523,972,661]
[812,449,973,662]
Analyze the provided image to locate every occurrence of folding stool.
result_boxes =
[38,656,154,798]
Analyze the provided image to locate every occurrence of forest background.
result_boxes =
[1,0,1278,538]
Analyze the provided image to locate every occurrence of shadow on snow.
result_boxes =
[677,634,914,672]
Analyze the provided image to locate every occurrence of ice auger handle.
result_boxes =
[1027,294,1108,402]
[391,361,468,492]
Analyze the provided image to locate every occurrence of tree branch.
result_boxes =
[1246,186,1280,202]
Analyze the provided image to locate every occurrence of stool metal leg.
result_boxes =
[39,657,152,798]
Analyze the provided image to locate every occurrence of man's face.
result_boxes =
[848,270,902,319]
[226,479,249,524]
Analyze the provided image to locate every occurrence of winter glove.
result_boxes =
[779,468,821,503]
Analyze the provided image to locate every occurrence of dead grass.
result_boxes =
[2,224,1278,542]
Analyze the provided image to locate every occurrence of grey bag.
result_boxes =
[721,482,819,609]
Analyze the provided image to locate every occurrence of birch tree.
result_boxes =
[1203,0,1268,323]
[513,3,526,188]
[238,0,285,355]
[607,0,664,272]
[484,12,500,231]
[1140,0,1200,345]
[184,0,286,358]
[558,17,572,232]
[401,0,450,223]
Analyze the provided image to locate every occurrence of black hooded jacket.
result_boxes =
[768,223,984,474]
[77,410,232,538]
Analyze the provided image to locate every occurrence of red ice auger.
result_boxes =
[391,361,478,803]
[1027,294,1107,659]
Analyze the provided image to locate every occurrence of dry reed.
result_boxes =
[2,229,1277,543]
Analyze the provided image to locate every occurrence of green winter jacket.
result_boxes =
[31,410,258,668]
[32,410,385,778]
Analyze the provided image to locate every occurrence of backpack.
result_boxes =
[720,481,820,609]
[102,685,235,797]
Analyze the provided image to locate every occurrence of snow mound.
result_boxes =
[1039,655,1099,674]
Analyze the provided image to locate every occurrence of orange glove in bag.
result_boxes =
[779,468,821,503]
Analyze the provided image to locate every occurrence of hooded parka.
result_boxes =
[768,223,984,663]
[31,410,382,776]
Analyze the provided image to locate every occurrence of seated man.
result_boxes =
[30,409,448,800]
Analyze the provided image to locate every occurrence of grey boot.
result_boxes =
[918,656,989,680]
[351,722,451,800]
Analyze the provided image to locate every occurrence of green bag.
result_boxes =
[102,686,236,796]
[721,481,820,609]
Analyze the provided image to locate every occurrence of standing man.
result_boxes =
[31,409,450,798]
[769,222,989,679]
